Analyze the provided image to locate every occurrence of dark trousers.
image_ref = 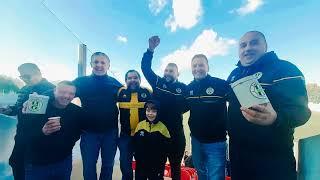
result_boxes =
[25,156,72,180]
[135,159,166,180]
[167,133,186,180]
[80,129,119,180]
[230,143,297,180]
[118,134,134,180]
[9,140,25,180]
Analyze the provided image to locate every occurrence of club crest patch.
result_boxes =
[28,100,43,112]
[206,87,214,95]
[250,82,267,99]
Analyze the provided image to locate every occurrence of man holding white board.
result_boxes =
[0,63,55,180]
[227,31,311,180]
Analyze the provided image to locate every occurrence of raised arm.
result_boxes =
[141,36,161,87]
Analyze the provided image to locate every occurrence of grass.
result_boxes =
[294,111,320,140]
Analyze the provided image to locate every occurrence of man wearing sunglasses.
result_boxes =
[0,63,54,180]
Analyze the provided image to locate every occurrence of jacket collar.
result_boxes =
[236,51,279,70]
[146,118,160,125]
[90,73,109,78]
[192,74,212,84]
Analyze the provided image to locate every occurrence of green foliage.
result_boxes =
[0,75,20,93]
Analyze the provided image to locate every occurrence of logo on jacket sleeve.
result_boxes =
[162,84,167,89]
[141,93,147,98]
[230,76,236,82]
[206,87,214,95]
[176,88,182,93]
[189,90,193,96]
[139,131,145,136]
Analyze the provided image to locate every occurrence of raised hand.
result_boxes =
[148,36,160,52]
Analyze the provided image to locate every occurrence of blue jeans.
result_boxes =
[80,129,118,180]
[25,155,72,180]
[191,136,226,180]
[118,133,134,180]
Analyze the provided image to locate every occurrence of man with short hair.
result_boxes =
[0,63,54,180]
[141,36,187,180]
[227,31,311,180]
[23,81,83,180]
[186,54,229,180]
[73,52,122,180]
[117,69,152,180]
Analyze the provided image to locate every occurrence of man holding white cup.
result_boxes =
[22,81,83,180]
[227,31,311,180]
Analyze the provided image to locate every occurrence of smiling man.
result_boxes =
[186,54,229,180]
[117,70,152,180]
[227,31,311,180]
[73,52,122,180]
[23,81,83,180]
[141,36,188,180]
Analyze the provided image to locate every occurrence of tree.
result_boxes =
[307,83,320,104]
[0,75,20,94]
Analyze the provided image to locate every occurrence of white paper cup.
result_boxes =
[48,116,61,124]
[231,75,269,108]
[26,94,49,114]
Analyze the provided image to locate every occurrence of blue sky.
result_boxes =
[0,0,319,86]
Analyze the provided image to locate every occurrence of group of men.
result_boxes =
[0,30,311,180]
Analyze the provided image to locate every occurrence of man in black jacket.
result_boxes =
[186,54,229,180]
[141,36,187,180]
[73,52,122,180]
[227,31,311,180]
[0,63,55,180]
[23,81,83,180]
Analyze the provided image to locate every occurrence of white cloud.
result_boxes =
[0,46,77,82]
[0,63,20,78]
[0,52,76,82]
[39,63,76,81]
[231,0,264,16]
[148,0,168,15]
[116,35,128,43]
[160,29,237,71]
[0,62,76,82]
[165,0,202,32]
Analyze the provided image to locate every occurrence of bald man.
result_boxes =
[141,36,188,180]
[227,31,311,180]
